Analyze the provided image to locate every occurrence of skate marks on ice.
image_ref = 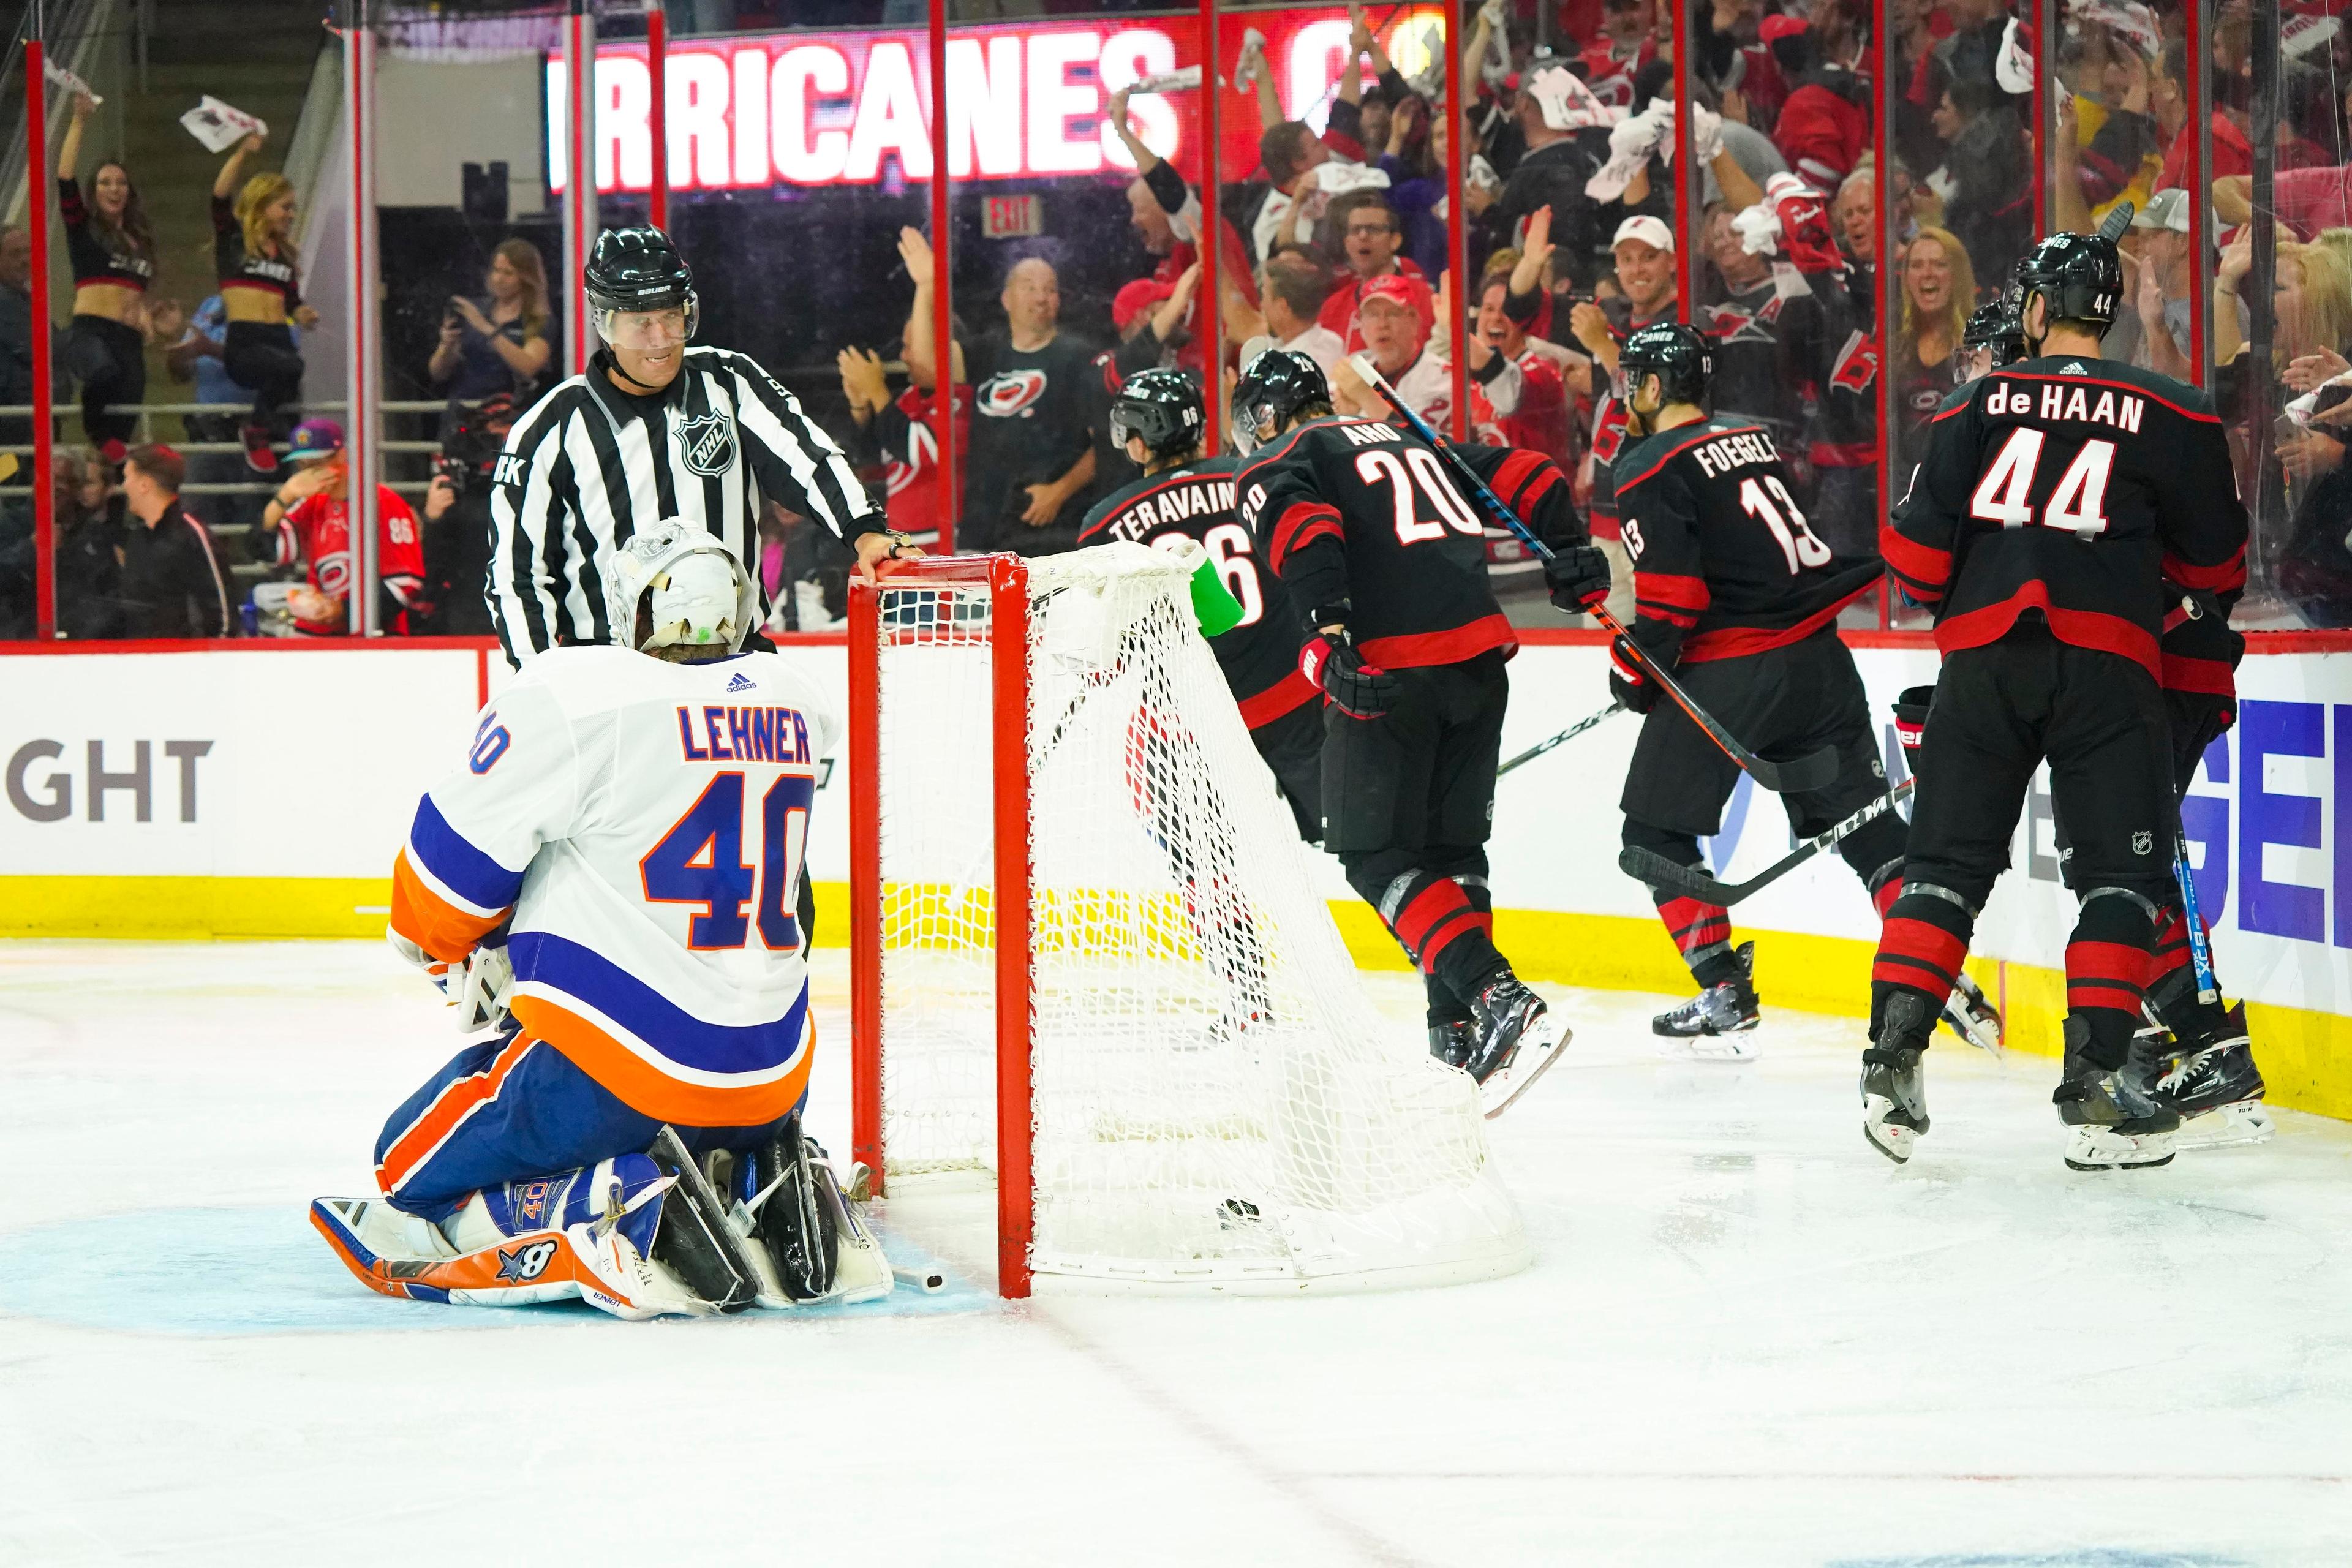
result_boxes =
[0,1207,987,1336]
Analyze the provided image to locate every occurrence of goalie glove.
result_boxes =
[1301,628,1400,720]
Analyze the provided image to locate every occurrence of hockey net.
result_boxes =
[849,549,1529,1296]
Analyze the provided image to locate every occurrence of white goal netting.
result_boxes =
[869,546,1530,1292]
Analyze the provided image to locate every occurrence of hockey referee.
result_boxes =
[487,227,914,662]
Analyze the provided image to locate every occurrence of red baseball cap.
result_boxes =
[1360,272,1434,337]
[1112,277,1175,332]
[1758,14,1809,45]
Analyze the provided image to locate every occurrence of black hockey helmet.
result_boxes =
[1956,298,2027,383]
[1109,368,1205,459]
[1618,322,1713,410]
[2013,201,2132,341]
[586,226,699,341]
[1231,348,1330,454]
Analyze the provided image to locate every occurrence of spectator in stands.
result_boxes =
[254,419,428,636]
[51,447,125,639]
[1766,2,1873,192]
[417,393,516,636]
[0,225,66,470]
[55,92,180,466]
[1833,166,1875,267]
[1319,192,1425,353]
[835,340,963,554]
[1477,228,1578,464]
[426,239,552,409]
[1489,62,1628,292]
[2116,189,2195,381]
[1582,0,1661,113]
[1330,273,1520,437]
[1243,104,1338,263]
[1106,86,1205,289]
[1893,227,1976,473]
[1236,251,1344,375]
[116,444,229,638]
[1570,215,1679,570]
[2056,22,2165,224]
[2214,83,2352,242]
[1932,79,2032,288]
[211,131,317,475]
[167,293,299,539]
[900,232,1097,558]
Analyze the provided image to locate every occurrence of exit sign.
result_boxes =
[982,194,1043,239]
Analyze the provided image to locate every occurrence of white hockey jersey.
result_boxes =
[389,645,840,1129]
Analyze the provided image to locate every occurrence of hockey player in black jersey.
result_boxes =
[1077,369,1324,841]
[1231,347,1607,1115]
[1605,322,1905,1057]
[1871,214,2249,1172]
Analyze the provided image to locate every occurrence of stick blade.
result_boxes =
[1746,743,1842,794]
[1617,846,1739,905]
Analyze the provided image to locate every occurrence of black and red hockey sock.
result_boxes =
[1871,887,1975,1041]
[1656,894,1741,987]
[1348,864,1507,1020]
[1835,810,1909,924]
[2065,891,2157,1070]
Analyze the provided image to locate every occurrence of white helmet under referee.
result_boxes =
[485,225,919,664]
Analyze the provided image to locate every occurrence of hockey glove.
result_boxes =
[1608,636,1662,715]
[1302,630,1400,720]
[1543,544,1613,614]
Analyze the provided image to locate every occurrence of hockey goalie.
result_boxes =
[312,522,892,1319]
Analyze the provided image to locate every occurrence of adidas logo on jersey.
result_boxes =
[2060,361,2088,374]
[725,672,756,693]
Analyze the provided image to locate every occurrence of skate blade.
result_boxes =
[1941,1001,2003,1057]
[2063,1123,2177,1171]
[2168,1100,2275,1152]
[1654,1031,1760,1063]
[1861,1097,1916,1164]
[1479,1017,1573,1120]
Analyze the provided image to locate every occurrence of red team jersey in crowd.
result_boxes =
[277,486,427,635]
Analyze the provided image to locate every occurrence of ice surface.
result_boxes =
[2,940,2348,1567]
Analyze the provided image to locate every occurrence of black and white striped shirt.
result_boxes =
[486,344,884,662]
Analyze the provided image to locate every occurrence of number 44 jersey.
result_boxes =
[1613,418,1883,669]
[1885,357,2247,678]
[388,646,840,1131]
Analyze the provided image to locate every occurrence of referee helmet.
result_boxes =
[586,227,701,346]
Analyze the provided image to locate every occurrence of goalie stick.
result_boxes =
[1616,777,1914,907]
[1354,360,1840,796]
[1498,702,1624,778]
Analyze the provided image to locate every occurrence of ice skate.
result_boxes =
[1941,971,2003,1055]
[1466,975,1570,1119]
[1860,990,1934,1163]
[1652,942,1759,1060]
[2056,1019,2179,1171]
[1428,1019,1475,1071]
[2133,1003,2271,1152]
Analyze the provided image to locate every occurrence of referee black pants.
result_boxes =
[1871,621,2176,1069]
[1324,650,1513,1025]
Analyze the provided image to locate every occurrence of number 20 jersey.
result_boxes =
[1613,418,1882,667]
[388,646,840,1130]
[1237,417,1575,669]
[1885,357,2247,679]
[1076,456,1317,728]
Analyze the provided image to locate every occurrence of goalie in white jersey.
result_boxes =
[313,522,891,1319]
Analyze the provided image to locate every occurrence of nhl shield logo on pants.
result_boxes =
[2132,830,2152,855]
[677,413,736,477]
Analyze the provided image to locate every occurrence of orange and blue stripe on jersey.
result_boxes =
[390,795,525,962]
[505,931,815,1128]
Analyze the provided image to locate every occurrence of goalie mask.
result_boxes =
[603,521,759,654]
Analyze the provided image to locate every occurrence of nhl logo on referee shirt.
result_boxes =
[677,412,737,477]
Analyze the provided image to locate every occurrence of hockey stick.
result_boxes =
[2173,827,2220,1005]
[1617,777,1913,907]
[1353,361,1841,795]
[1498,702,1624,778]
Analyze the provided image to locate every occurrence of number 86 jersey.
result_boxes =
[1885,358,2247,680]
[388,646,841,1130]
[1613,418,1883,669]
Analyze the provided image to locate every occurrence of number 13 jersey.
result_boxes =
[1614,417,1882,668]
[1885,357,2247,679]
[387,646,841,1129]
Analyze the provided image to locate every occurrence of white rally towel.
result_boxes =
[181,96,269,154]
[44,59,99,106]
